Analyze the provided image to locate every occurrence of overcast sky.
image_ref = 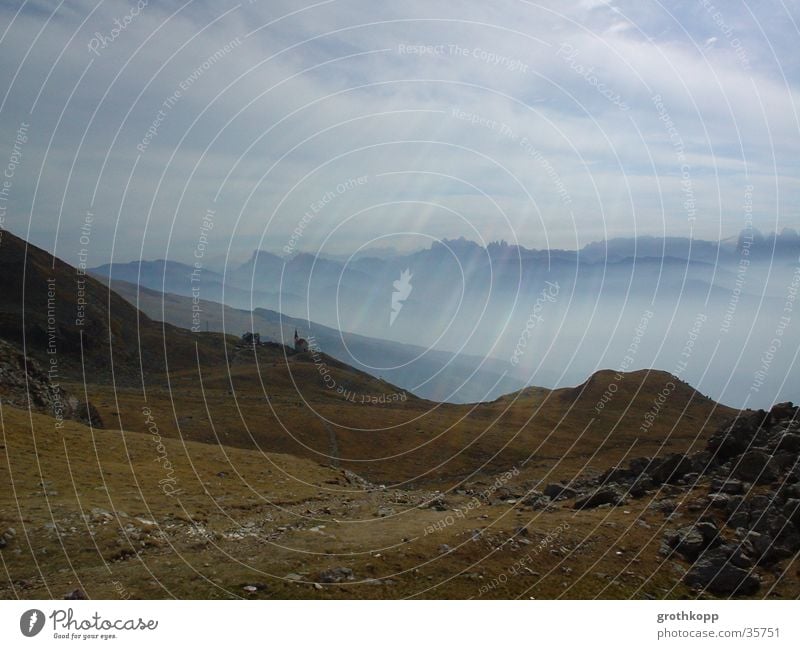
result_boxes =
[0,0,798,266]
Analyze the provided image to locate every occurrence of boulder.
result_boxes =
[732,451,779,485]
[543,483,577,500]
[689,451,713,473]
[663,522,719,561]
[628,457,652,476]
[772,451,797,470]
[663,527,705,561]
[774,432,800,453]
[628,475,654,498]
[650,454,694,484]
[707,412,769,460]
[707,494,731,510]
[783,498,800,528]
[716,542,754,569]
[710,478,744,495]
[573,486,624,510]
[743,530,796,566]
[683,550,760,596]
[770,402,797,421]
[64,588,88,600]
[599,466,635,484]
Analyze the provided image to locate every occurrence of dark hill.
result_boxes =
[0,229,230,385]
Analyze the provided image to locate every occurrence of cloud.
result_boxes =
[0,0,797,263]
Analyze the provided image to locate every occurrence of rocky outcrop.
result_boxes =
[662,521,720,561]
[0,339,103,428]
[683,550,760,596]
[671,401,800,596]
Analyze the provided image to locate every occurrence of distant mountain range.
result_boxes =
[99,278,526,403]
[87,230,800,408]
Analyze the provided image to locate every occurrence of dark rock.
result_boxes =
[493,486,522,502]
[0,340,104,428]
[732,451,779,485]
[783,498,800,528]
[664,522,719,561]
[425,494,448,511]
[748,495,773,512]
[664,527,705,561]
[728,511,750,530]
[628,475,654,498]
[543,483,577,500]
[710,478,744,495]
[716,542,754,569]
[770,401,797,421]
[64,588,88,600]
[708,494,731,510]
[695,521,721,544]
[522,493,551,510]
[574,486,624,510]
[743,530,795,566]
[650,454,695,484]
[707,412,769,460]
[683,550,760,595]
[689,451,713,474]
[76,401,104,429]
[628,457,652,476]
[317,567,354,583]
[772,451,797,470]
[725,495,744,515]
[649,498,677,513]
[600,466,635,484]
[0,527,14,549]
[774,432,800,453]
[777,483,800,501]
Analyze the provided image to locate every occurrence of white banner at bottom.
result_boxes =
[1,600,796,647]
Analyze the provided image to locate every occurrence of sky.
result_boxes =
[0,0,798,267]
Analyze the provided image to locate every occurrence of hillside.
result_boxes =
[0,230,230,385]
[0,229,736,488]
[6,230,796,601]
[1,391,797,600]
[96,277,526,403]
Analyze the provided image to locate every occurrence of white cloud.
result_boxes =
[0,0,798,262]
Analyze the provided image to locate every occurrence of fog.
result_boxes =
[96,233,800,408]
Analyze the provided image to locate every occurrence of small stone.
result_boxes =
[64,588,88,600]
[574,486,624,509]
[317,567,354,583]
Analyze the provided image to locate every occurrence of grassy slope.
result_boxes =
[77,351,735,488]
[2,402,796,600]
